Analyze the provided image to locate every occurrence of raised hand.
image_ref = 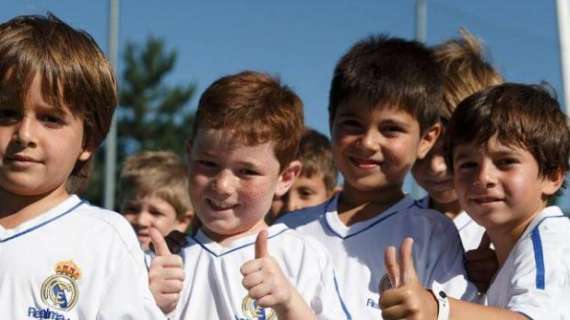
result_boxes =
[380,237,437,320]
[240,230,301,317]
[465,232,498,293]
[148,227,185,314]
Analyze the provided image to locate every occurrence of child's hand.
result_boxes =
[380,237,438,320]
[240,230,295,314]
[148,228,185,314]
[465,233,498,293]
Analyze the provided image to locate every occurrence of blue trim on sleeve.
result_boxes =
[530,227,545,289]
[333,271,352,319]
[0,200,84,243]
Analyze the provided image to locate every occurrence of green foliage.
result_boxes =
[83,36,196,207]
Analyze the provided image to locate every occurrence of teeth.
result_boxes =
[208,199,235,210]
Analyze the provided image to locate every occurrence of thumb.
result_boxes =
[150,227,172,257]
[255,229,269,259]
[384,245,401,288]
[478,232,492,249]
[400,237,418,285]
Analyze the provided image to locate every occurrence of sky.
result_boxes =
[2,0,569,210]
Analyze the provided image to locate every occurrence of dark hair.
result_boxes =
[329,34,443,133]
[297,128,337,192]
[445,83,570,196]
[191,70,304,169]
[0,13,117,192]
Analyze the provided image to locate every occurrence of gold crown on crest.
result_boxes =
[55,260,81,280]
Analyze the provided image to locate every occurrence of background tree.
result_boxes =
[84,36,196,207]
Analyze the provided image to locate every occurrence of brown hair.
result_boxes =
[119,150,192,220]
[297,128,337,192]
[329,35,443,133]
[191,70,304,169]
[433,28,503,120]
[0,13,117,192]
[445,83,570,197]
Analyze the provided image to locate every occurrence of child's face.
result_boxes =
[0,74,91,199]
[412,135,458,205]
[122,193,190,251]
[453,135,561,232]
[331,97,437,194]
[188,128,296,243]
[282,173,330,212]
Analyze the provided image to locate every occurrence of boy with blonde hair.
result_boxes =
[381,83,570,320]
[149,71,350,319]
[412,29,504,251]
[119,150,193,252]
[0,14,164,318]
[278,35,476,319]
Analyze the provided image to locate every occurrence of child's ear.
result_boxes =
[78,148,93,162]
[541,168,565,197]
[417,122,442,159]
[275,160,302,197]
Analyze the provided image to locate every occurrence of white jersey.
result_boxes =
[484,206,570,319]
[0,195,165,320]
[417,196,486,251]
[278,194,477,320]
[172,223,351,320]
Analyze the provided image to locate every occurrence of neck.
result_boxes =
[430,199,463,220]
[0,186,70,229]
[337,184,404,226]
[488,206,545,266]
[201,218,269,247]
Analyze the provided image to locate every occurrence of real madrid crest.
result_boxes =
[40,260,81,311]
[241,295,276,320]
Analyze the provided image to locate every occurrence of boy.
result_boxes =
[269,127,338,220]
[150,71,350,319]
[381,83,570,319]
[119,150,193,252]
[278,35,476,319]
[0,14,165,318]
[412,29,503,251]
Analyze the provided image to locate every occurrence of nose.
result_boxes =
[211,169,237,196]
[12,116,37,147]
[359,129,381,152]
[473,160,497,190]
[285,193,300,212]
[134,211,152,227]
[428,153,448,176]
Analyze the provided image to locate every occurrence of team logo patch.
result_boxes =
[241,295,276,320]
[379,273,393,294]
[40,260,81,311]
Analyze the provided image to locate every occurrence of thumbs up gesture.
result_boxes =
[380,237,438,320]
[148,228,185,314]
[465,232,498,293]
[240,230,312,318]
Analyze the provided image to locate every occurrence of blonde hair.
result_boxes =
[433,28,503,120]
[119,150,192,219]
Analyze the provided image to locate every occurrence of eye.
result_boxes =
[238,168,260,176]
[381,124,406,137]
[337,118,363,132]
[149,209,166,217]
[196,159,217,169]
[496,157,519,168]
[299,188,316,199]
[39,113,65,127]
[456,160,478,170]
[0,108,20,124]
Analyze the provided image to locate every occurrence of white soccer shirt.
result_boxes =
[485,206,570,319]
[278,194,477,319]
[417,196,486,251]
[0,195,165,319]
[172,223,351,320]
